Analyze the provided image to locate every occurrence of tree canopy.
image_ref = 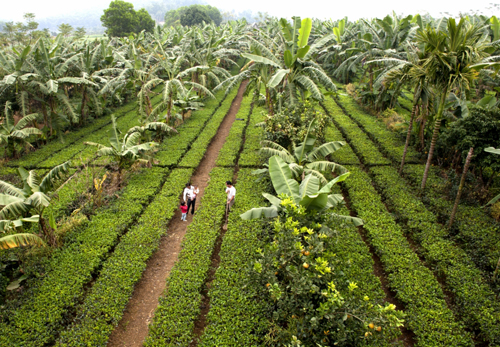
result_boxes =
[180,7,212,27]
[100,0,155,37]
[165,4,222,26]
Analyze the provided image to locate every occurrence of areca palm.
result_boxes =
[369,45,434,172]
[0,101,42,158]
[416,18,491,189]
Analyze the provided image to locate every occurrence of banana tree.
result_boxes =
[241,155,362,226]
[0,161,71,244]
[126,121,177,141]
[249,17,336,106]
[256,119,347,183]
[0,101,42,158]
[85,115,158,183]
[0,216,44,249]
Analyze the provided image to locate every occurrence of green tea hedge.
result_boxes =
[56,168,193,346]
[145,167,231,346]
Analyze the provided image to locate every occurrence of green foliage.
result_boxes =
[258,118,348,185]
[85,115,158,174]
[177,88,238,167]
[57,23,73,37]
[164,5,222,27]
[261,99,328,147]
[145,168,230,346]
[322,107,474,345]
[55,168,191,346]
[100,0,155,37]
[0,162,70,244]
[252,202,402,346]
[371,165,500,345]
[238,105,266,166]
[180,7,212,27]
[73,27,86,40]
[215,93,252,166]
[332,93,420,163]
[0,167,169,347]
[0,102,42,158]
[197,169,269,346]
[437,105,500,173]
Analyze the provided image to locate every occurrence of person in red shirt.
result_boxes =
[180,201,188,221]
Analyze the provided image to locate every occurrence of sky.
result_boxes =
[2,0,499,22]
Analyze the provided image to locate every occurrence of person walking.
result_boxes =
[225,181,236,212]
[183,183,193,204]
[188,185,199,215]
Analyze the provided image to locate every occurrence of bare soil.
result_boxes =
[107,81,248,347]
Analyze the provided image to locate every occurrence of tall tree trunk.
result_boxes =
[421,88,448,190]
[399,102,417,174]
[448,147,474,228]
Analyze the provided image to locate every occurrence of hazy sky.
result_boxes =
[2,0,498,22]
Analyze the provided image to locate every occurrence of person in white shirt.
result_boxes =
[183,183,196,215]
[189,185,199,214]
[225,181,236,212]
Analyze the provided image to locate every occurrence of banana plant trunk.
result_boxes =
[80,86,87,125]
[448,147,474,228]
[266,88,273,116]
[421,88,448,190]
[145,92,152,116]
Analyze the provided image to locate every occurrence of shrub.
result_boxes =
[252,200,403,346]
[261,100,328,149]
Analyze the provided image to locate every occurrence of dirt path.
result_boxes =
[107,81,248,347]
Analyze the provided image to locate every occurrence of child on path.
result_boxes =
[180,201,188,221]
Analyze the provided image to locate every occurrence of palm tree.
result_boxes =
[369,45,433,173]
[0,101,42,158]
[416,18,491,189]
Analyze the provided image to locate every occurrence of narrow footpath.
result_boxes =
[107,81,249,347]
